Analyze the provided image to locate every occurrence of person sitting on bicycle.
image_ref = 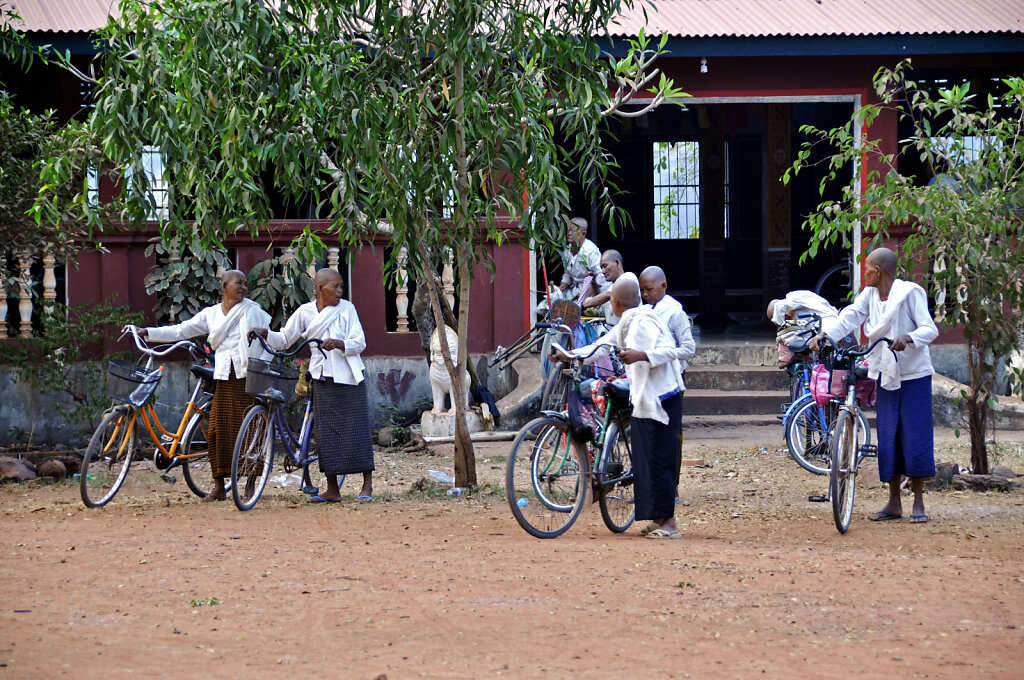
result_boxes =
[582,249,625,326]
[256,268,374,504]
[553,273,685,539]
[557,217,605,302]
[140,270,271,502]
[811,247,939,524]
[639,265,696,504]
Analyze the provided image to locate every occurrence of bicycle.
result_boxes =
[780,316,870,479]
[506,342,635,538]
[230,334,327,511]
[819,336,893,533]
[80,325,215,508]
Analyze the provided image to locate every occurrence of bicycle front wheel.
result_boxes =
[180,409,214,498]
[506,416,587,539]
[830,408,859,534]
[785,398,832,475]
[598,420,635,533]
[81,406,136,508]
[231,405,275,511]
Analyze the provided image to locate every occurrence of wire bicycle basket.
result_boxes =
[107,359,164,407]
[245,358,300,402]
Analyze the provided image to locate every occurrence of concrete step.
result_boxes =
[685,413,784,428]
[690,343,777,368]
[684,389,787,416]
[685,365,789,391]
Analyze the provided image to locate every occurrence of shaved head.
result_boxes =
[315,267,342,286]
[611,272,641,309]
[639,266,666,285]
[866,247,897,278]
[221,269,245,285]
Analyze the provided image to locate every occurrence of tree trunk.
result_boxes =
[447,55,477,489]
[966,334,990,474]
[417,253,476,488]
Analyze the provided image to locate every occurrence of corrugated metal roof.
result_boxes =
[5,0,1024,37]
[607,0,1024,38]
[4,0,119,33]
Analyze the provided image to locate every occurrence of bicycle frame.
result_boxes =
[116,326,212,460]
[266,395,315,468]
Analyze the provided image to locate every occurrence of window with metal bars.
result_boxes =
[652,141,700,239]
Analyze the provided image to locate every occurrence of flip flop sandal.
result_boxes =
[646,528,682,540]
[869,510,902,521]
[640,521,661,536]
[309,495,339,504]
[909,514,930,524]
[355,494,374,502]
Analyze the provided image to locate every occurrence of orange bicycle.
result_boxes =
[80,325,214,507]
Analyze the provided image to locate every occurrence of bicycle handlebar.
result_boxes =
[551,341,616,362]
[249,331,327,359]
[841,336,894,359]
[818,335,896,362]
[120,325,205,358]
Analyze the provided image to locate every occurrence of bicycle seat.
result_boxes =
[190,364,215,382]
[603,380,631,403]
[787,338,813,355]
[853,364,869,380]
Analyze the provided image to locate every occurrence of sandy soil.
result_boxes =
[2,423,1023,679]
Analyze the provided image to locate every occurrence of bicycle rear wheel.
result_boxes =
[598,420,635,533]
[506,416,587,538]
[540,363,571,412]
[785,398,832,475]
[180,409,214,498]
[830,409,858,533]
[231,405,275,511]
[81,406,136,508]
[814,261,853,309]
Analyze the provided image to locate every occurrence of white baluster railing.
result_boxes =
[395,246,410,332]
[0,253,61,340]
[18,254,33,338]
[441,247,455,311]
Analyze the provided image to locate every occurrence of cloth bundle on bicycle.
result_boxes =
[775,320,817,368]
[567,379,602,442]
[810,363,877,407]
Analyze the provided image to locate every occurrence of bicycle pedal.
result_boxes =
[860,444,878,458]
[160,473,177,484]
[300,485,319,495]
[808,494,828,503]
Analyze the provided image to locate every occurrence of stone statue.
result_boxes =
[429,324,469,414]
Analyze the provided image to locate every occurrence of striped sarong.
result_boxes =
[207,375,256,479]
[311,379,375,475]
[875,375,936,481]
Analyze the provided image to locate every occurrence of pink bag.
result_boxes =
[810,363,877,407]
[810,364,844,406]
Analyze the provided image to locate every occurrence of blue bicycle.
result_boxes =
[230,335,330,511]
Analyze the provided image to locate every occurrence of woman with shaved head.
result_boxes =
[553,273,686,539]
[812,247,939,523]
[141,270,271,501]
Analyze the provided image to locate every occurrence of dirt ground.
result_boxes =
[2,422,1024,679]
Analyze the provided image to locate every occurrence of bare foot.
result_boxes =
[202,492,226,502]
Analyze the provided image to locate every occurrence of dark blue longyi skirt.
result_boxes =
[874,375,935,482]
